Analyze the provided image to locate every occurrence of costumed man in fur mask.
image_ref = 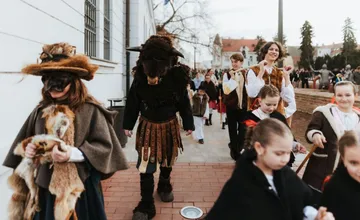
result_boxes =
[3,42,129,220]
[124,35,195,220]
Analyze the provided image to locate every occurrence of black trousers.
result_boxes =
[226,107,247,153]
[301,80,309,88]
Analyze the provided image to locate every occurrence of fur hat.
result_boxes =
[126,35,184,59]
[22,43,98,81]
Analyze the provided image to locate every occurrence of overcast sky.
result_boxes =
[156,0,360,61]
[208,0,360,46]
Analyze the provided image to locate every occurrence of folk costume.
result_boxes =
[222,68,248,160]
[240,109,296,167]
[303,104,360,190]
[3,43,129,220]
[246,66,295,115]
[206,149,318,220]
[192,85,210,144]
[123,35,195,220]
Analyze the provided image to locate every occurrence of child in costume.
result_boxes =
[303,81,360,190]
[222,53,248,160]
[3,43,128,220]
[206,118,334,220]
[123,35,194,220]
[200,73,217,126]
[239,85,306,166]
[191,84,210,144]
[320,131,360,219]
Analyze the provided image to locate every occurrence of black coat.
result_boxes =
[205,150,314,220]
[321,163,360,220]
[201,81,218,101]
[237,110,295,166]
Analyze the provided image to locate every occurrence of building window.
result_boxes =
[104,0,111,60]
[250,56,253,62]
[85,0,96,57]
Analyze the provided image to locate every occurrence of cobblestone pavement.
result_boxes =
[103,111,312,220]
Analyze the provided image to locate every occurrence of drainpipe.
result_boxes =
[125,0,130,96]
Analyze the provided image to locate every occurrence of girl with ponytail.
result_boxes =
[206,118,334,220]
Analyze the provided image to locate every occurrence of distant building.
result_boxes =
[212,34,259,69]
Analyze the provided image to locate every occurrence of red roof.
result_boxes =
[222,39,259,52]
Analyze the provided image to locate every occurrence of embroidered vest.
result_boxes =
[247,66,285,115]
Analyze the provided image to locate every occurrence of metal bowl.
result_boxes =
[180,206,203,219]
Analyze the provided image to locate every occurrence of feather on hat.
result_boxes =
[22,42,98,81]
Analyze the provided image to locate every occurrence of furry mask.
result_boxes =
[127,35,184,83]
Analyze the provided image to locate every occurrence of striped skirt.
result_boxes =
[136,116,183,173]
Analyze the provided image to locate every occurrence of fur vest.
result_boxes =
[192,93,209,117]
[223,69,248,110]
[248,66,285,114]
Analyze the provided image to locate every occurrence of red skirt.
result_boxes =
[217,102,226,113]
[209,100,217,109]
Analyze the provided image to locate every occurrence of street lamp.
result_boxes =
[191,34,197,71]
[278,0,284,68]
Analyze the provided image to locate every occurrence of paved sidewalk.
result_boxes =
[103,155,307,220]
[103,162,234,220]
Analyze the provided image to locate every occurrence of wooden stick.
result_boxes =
[296,145,317,174]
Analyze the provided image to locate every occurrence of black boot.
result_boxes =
[209,114,213,125]
[222,122,225,130]
[157,167,174,202]
[205,119,209,126]
[133,173,156,220]
[225,117,228,125]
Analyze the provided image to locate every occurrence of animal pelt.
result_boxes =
[8,105,84,220]
[9,134,63,220]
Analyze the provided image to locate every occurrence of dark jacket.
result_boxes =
[123,65,195,131]
[321,163,360,220]
[205,150,314,220]
[237,110,295,167]
[201,80,218,101]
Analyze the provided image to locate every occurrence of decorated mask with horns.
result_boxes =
[127,35,184,85]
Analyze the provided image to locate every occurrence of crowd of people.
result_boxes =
[3,35,360,220]
[290,64,360,92]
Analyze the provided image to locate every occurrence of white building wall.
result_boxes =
[129,0,156,68]
[0,0,84,72]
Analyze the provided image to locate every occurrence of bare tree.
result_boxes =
[153,0,213,48]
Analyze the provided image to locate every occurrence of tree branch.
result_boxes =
[159,0,189,30]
